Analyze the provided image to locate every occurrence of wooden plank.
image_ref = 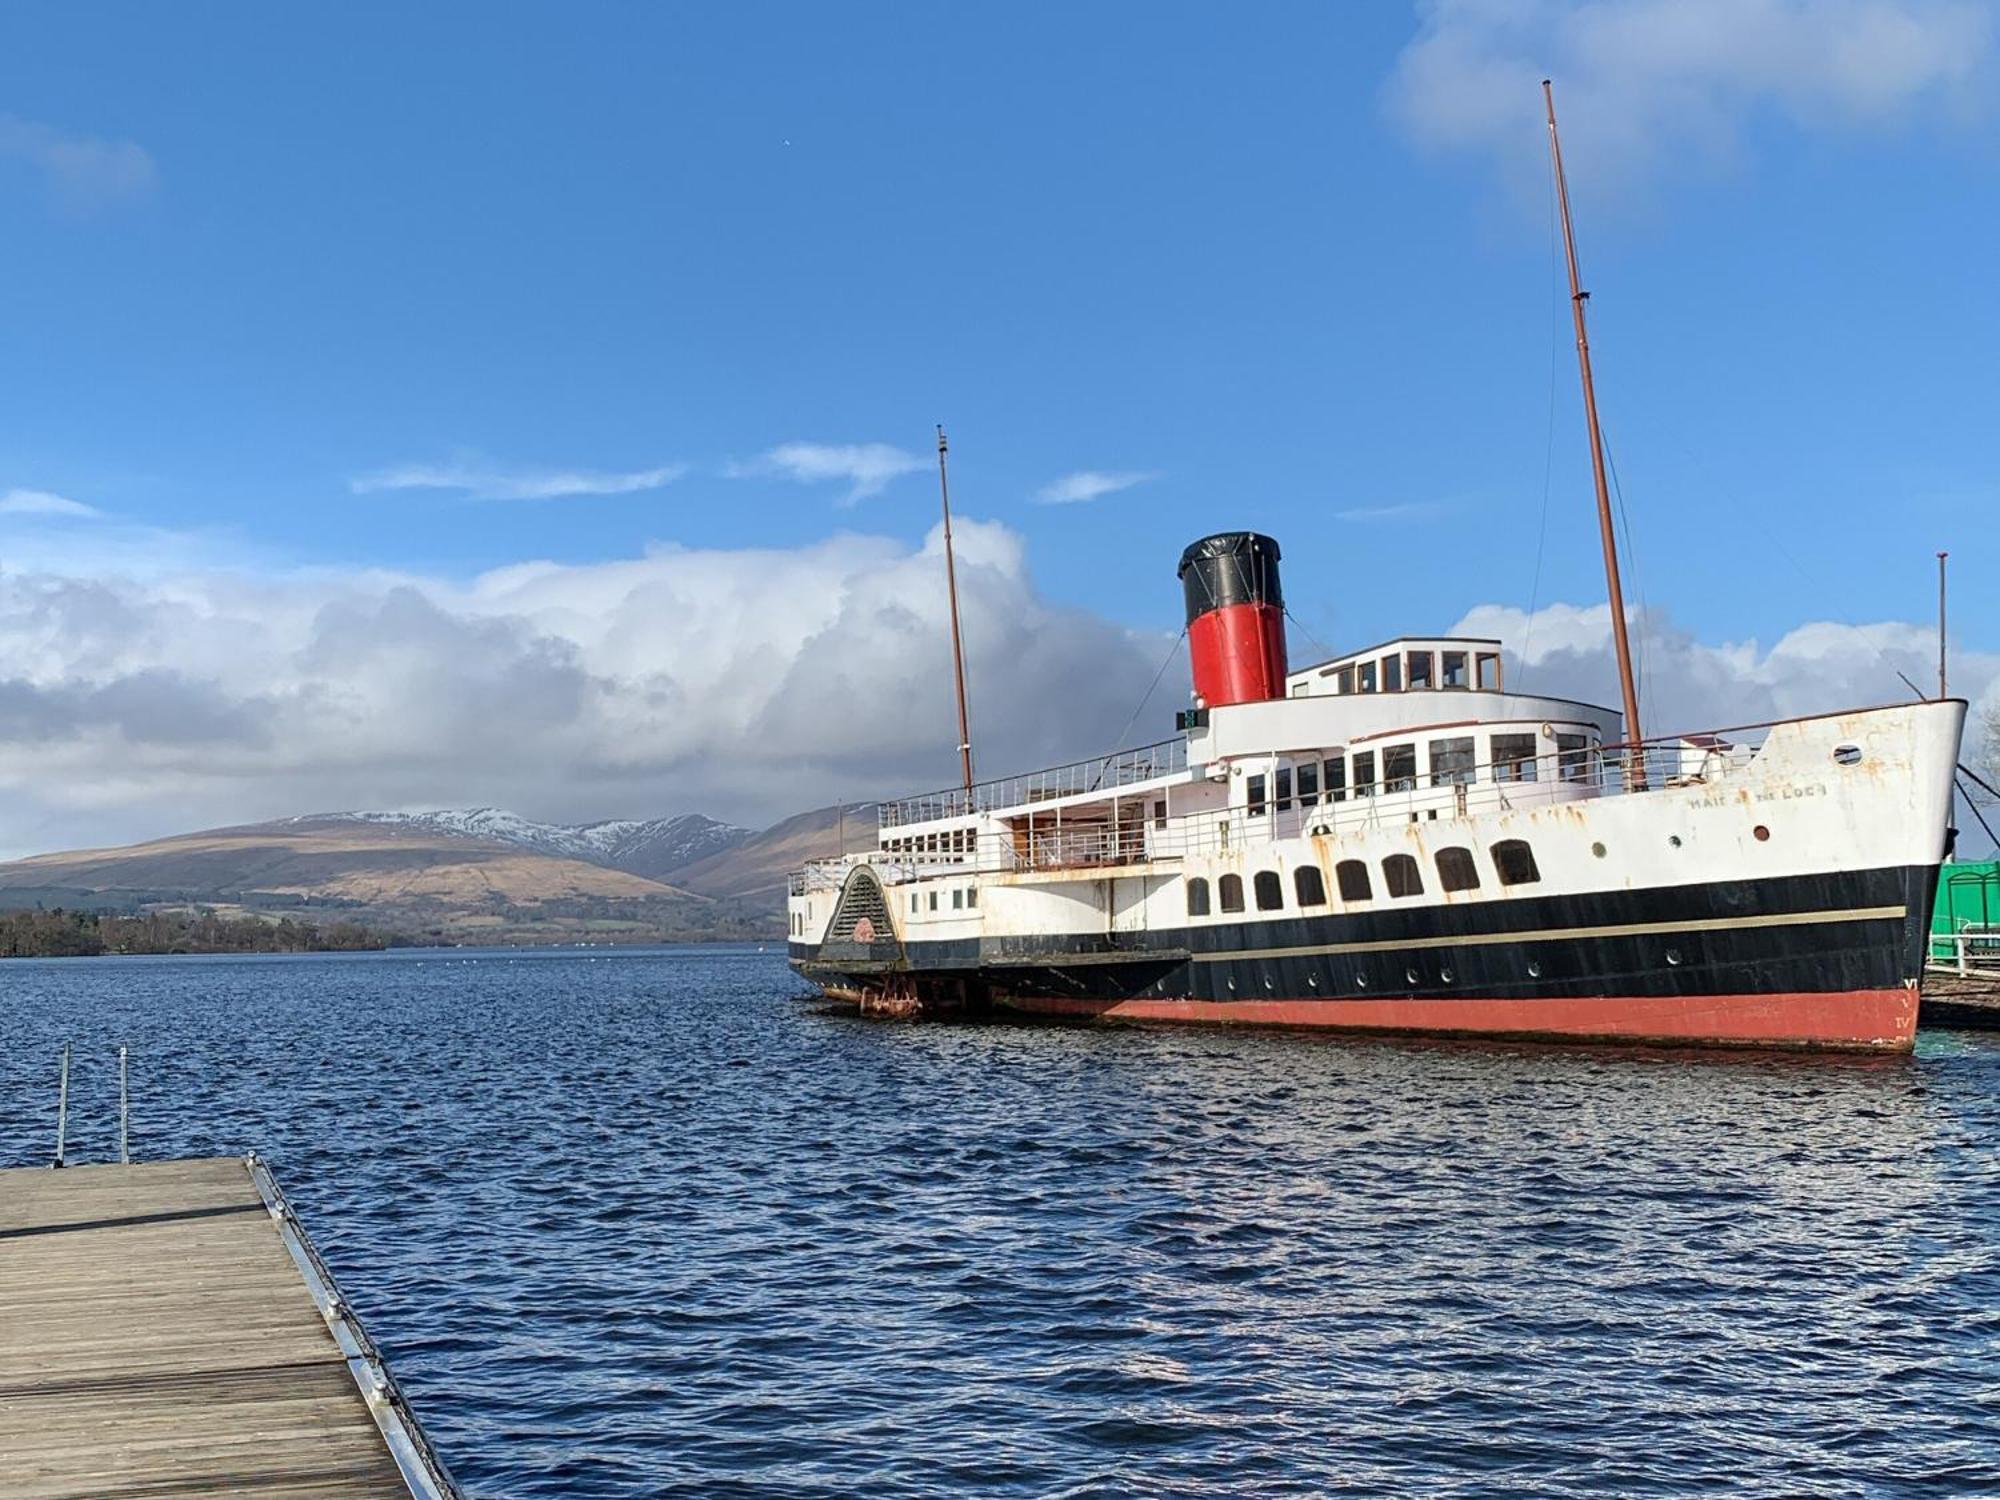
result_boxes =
[0,1158,436,1499]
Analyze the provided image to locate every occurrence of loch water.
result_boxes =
[2,947,1995,1498]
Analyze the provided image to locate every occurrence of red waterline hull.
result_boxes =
[997,987,1919,1052]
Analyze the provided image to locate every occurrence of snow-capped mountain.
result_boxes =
[308,808,751,880]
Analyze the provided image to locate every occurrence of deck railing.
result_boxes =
[793,726,1777,895]
[880,737,1190,828]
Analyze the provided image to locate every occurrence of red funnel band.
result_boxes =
[1189,601,1287,707]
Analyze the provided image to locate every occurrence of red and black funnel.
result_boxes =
[1177,532,1288,707]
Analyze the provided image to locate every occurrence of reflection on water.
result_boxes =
[3,949,1995,1497]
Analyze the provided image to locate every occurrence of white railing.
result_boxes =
[880,738,1189,828]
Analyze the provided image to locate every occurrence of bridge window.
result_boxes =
[1437,846,1480,892]
[1324,756,1347,802]
[1297,761,1320,807]
[1336,859,1372,902]
[1186,877,1210,917]
[1384,853,1424,898]
[1248,774,1267,817]
[1382,653,1402,692]
[1493,733,1538,782]
[1334,664,1355,695]
[1442,650,1468,688]
[1477,652,1501,690]
[1492,839,1542,886]
[1219,874,1245,913]
[1275,767,1293,813]
[1429,736,1477,787]
[1295,866,1327,907]
[1384,744,1417,792]
[1557,733,1591,783]
[1254,871,1283,911]
[1358,659,1378,693]
[1352,751,1376,797]
[1408,650,1434,689]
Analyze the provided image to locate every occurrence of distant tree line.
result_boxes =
[0,907,394,958]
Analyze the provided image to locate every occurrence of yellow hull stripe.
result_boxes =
[1190,904,1908,964]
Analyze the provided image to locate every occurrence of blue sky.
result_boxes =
[0,1,1994,847]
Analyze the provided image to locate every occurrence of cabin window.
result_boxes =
[910,893,918,913]
[1382,654,1402,692]
[1428,736,1477,787]
[1358,660,1378,693]
[1295,866,1327,907]
[1352,751,1376,797]
[1493,733,1538,782]
[1247,774,1268,817]
[1557,733,1591,784]
[1219,874,1245,913]
[1477,652,1501,691]
[1153,799,1168,830]
[1492,839,1542,886]
[928,890,938,911]
[1383,744,1417,792]
[1407,651,1434,690]
[1437,846,1480,892]
[1442,650,1469,688]
[1186,877,1210,917]
[1254,871,1284,911]
[967,887,978,909]
[1324,757,1347,803]
[1336,859,1373,902]
[1275,767,1293,813]
[1384,853,1424,898]
[1335,665,1355,695]
[952,888,963,909]
[1296,762,1320,808]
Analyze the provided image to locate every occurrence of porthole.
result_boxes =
[1307,973,1319,989]
[1668,835,1682,849]
[1406,967,1420,985]
[1263,975,1274,991]
[1527,960,1542,979]
[1753,825,1770,842]
[1833,744,1863,766]
[1356,973,1369,990]
[1226,977,1237,992]
[1665,947,1683,966]
[1440,967,1454,984]
[1591,842,1607,858]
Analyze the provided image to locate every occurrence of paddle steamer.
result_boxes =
[787,86,1966,1051]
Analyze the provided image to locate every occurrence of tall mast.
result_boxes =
[1937,550,1949,699]
[936,425,976,797]
[1543,79,1647,788]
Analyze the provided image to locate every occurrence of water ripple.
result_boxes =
[2,948,1996,1497]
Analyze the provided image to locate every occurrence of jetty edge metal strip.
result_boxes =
[1191,904,1908,964]
[246,1151,463,1500]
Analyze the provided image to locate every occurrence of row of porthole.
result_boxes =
[1220,948,1687,992]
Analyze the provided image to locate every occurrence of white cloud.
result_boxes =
[1033,470,1159,506]
[0,520,1173,856]
[1335,501,1449,523]
[737,442,925,503]
[351,460,686,501]
[0,115,157,210]
[1455,597,2000,739]
[0,489,102,519]
[1386,0,1995,196]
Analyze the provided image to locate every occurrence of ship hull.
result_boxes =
[792,860,1938,1052]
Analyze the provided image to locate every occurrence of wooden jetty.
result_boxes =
[0,1155,457,1499]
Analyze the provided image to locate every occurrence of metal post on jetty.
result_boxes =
[53,1041,69,1169]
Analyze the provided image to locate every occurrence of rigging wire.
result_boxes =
[1102,628,1190,761]
[1600,429,1651,716]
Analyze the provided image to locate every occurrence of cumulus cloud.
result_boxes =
[0,520,1173,857]
[1455,598,2000,739]
[351,459,686,501]
[0,115,157,210]
[1386,0,1995,196]
[1034,470,1159,506]
[736,442,925,503]
[0,489,102,519]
